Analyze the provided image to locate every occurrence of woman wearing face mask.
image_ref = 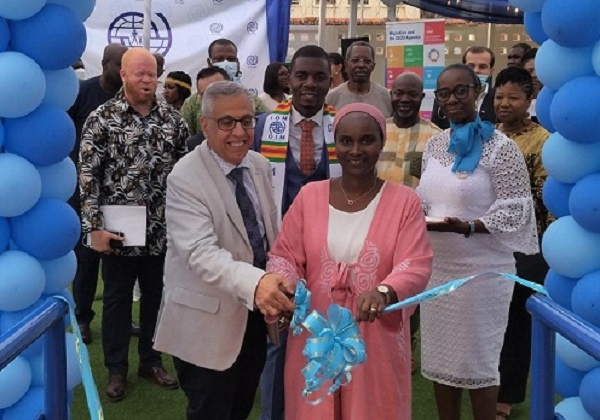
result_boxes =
[417,64,538,420]
[162,71,192,111]
[494,67,551,420]
[267,103,433,420]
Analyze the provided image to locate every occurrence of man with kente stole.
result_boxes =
[255,45,341,218]
[253,44,341,420]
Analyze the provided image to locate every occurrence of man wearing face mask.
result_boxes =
[431,46,496,129]
[180,38,267,136]
[207,39,266,114]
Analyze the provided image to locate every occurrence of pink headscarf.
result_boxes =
[333,103,387,145]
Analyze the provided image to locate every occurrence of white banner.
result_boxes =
[82,0,271,96]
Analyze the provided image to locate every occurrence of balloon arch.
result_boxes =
[1,0,600,418]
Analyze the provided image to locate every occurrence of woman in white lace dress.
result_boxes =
[417,64,539,420]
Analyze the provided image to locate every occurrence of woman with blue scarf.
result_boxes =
[417,64,539,420]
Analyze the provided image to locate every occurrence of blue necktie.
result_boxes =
[228,167,266,269]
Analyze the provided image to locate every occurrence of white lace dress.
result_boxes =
[417,129,539,388]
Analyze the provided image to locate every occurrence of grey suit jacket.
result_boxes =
[153,141,278,371]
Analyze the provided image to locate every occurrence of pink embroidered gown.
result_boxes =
[267,180,433,420]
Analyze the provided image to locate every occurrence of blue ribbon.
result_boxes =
[54,295,104,420]
[293,272,546,405]
[300,305,366,404]
[383,272,548,314]
[291,279,311,336]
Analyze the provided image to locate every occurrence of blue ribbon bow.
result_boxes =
[300,305,366,404]
[291,279,311,336]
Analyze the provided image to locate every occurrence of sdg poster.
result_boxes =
[386,20,445,120]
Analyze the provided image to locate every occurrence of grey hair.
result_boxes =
[201,81,254,117]
[345,41,375,61]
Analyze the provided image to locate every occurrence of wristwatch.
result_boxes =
[376,285,392,305]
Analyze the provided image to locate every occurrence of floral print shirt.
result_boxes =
[79,89,189,256]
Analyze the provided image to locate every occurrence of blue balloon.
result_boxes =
[535,41,594,91]
[4,104,75,167]
[556,333,600,372]
[2,386,44,420]
[0,52,46,118]
[29,354,44,386]
[40,251,76,294]
[542,0,600,48]
[542,216,600,278]
[10,198,80,260]
[0,217,9,252]
[593,41,600,78]
[542,132,600,184]
[65,332,81,389]
[0,356,31,409]
[555,397,594,420]
[570,174,600,232]
[524,12,548,45]
[0,251,46,312]
[580,367,600,419]
[555,356,586,398]
[0,0,45,20]
[551,76,600,144]
[43,67,79,110]
[509,0,545,12]
[0,17,9,52]
[0,299,46,357]
[0,153,42,217]
[47,0,95,21]
[571,270,600,327]
[545,269,578,310]
[9,4,86,70]
[536,86,556,133]
[37,158,77,201]
[543,176,572,218]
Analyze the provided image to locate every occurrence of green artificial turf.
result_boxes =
[70,289,531,419]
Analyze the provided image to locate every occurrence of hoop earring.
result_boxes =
[437,106,447,120]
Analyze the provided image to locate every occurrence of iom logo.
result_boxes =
[247,21,259,34]
[270,121,286,135]
[108,12,173,56]
[246,55,259,67]
[210,22,223,34]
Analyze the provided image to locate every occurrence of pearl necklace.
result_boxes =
[339,178,378,206]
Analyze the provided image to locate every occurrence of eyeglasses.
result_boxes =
[348,57,374,65]
[434,84,476,102]
[205,116,257,131]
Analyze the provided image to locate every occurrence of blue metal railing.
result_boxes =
[527,294,600,420]
[0,297,69,420]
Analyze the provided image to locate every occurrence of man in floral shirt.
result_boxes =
[79,47,188,401]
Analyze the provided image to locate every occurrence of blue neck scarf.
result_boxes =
[448,115,495,174]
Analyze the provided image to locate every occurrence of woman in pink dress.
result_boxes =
[267,103,433,420]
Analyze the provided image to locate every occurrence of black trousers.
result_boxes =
[173,310,267,420]
[498,251,549,404]
[101,255,165,375]
[72,245,101,326]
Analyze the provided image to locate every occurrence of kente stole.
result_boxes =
[260,100,340,218]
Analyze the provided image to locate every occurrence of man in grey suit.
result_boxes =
[154,81,296,420]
